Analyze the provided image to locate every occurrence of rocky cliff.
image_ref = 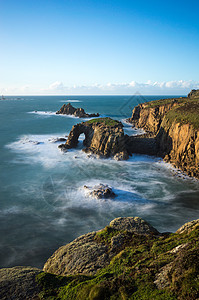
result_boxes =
[1,217,199,299]
[56,103,99,118]
[59,117,129,160]
[128,90,199,178]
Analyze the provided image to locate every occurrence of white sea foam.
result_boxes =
[5,132,198,217]
[59,100,82,103]
[28,110,102,120]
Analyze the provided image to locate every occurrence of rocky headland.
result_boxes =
[128,89,199,179]
[1,217,199,299]
[56,103,100,118]
[59,117,130,160]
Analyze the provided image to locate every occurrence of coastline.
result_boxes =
[0,93,199,299]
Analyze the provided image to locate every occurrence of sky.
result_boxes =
[0,0,199,95]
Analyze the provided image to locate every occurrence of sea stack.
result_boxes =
[56,103,100,118]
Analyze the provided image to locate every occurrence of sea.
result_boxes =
[0,95,199,269]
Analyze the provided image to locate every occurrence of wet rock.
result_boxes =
[84,184,116,199]
[49,137,67,143]
[114,151,129,161]
[58,144,68,152]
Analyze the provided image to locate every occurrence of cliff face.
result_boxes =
[128,92,199,179]
[59,118,129,160]
[128,99,181,134]
[157,119,199,177]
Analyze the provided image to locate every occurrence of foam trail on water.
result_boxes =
[59,100,82,103]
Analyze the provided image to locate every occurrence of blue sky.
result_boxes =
[0,0,199,95]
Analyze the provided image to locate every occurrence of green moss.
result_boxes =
[37,225,199,300]
[95,226,119,246]
[86,117,120,127]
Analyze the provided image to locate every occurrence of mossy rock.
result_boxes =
[36,219,199,299]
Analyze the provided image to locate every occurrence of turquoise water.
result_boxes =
[0,95,199,269]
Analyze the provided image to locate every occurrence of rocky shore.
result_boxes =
[1,217,199,299]
[1,92,198,299]
[56,103,100,118]
[128,89,199,179]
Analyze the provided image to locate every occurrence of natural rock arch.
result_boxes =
[61,123,94,149]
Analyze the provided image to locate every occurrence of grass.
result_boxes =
[143,95,199,130]
[36,223,199,300]
[86,117,121,127]
[165,100,199,129]
[144,97,187,108]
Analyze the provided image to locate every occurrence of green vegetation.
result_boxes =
[95,226,120,246]
[166,100,199,129]
[144,97,187,108]
[144,95,199,129]
[36,224,199,299]
[86,117,120,127]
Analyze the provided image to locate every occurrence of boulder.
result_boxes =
[43,217,159,276]
[84,184,116,199]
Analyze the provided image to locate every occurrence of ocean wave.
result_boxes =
[59,100,82,103]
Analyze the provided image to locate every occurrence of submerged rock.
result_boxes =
[56,103,100,118]
[84,184,116,199]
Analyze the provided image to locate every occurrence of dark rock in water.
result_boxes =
[58,144,68,152]
[84,184,116,199]
[59,117,129,159]
[56,103,100,118]
[0,266,42,300]
[49,137,67,143]
[114,151,129,161]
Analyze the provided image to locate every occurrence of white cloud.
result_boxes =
[48,81,64,90]
[1,80,199,95]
